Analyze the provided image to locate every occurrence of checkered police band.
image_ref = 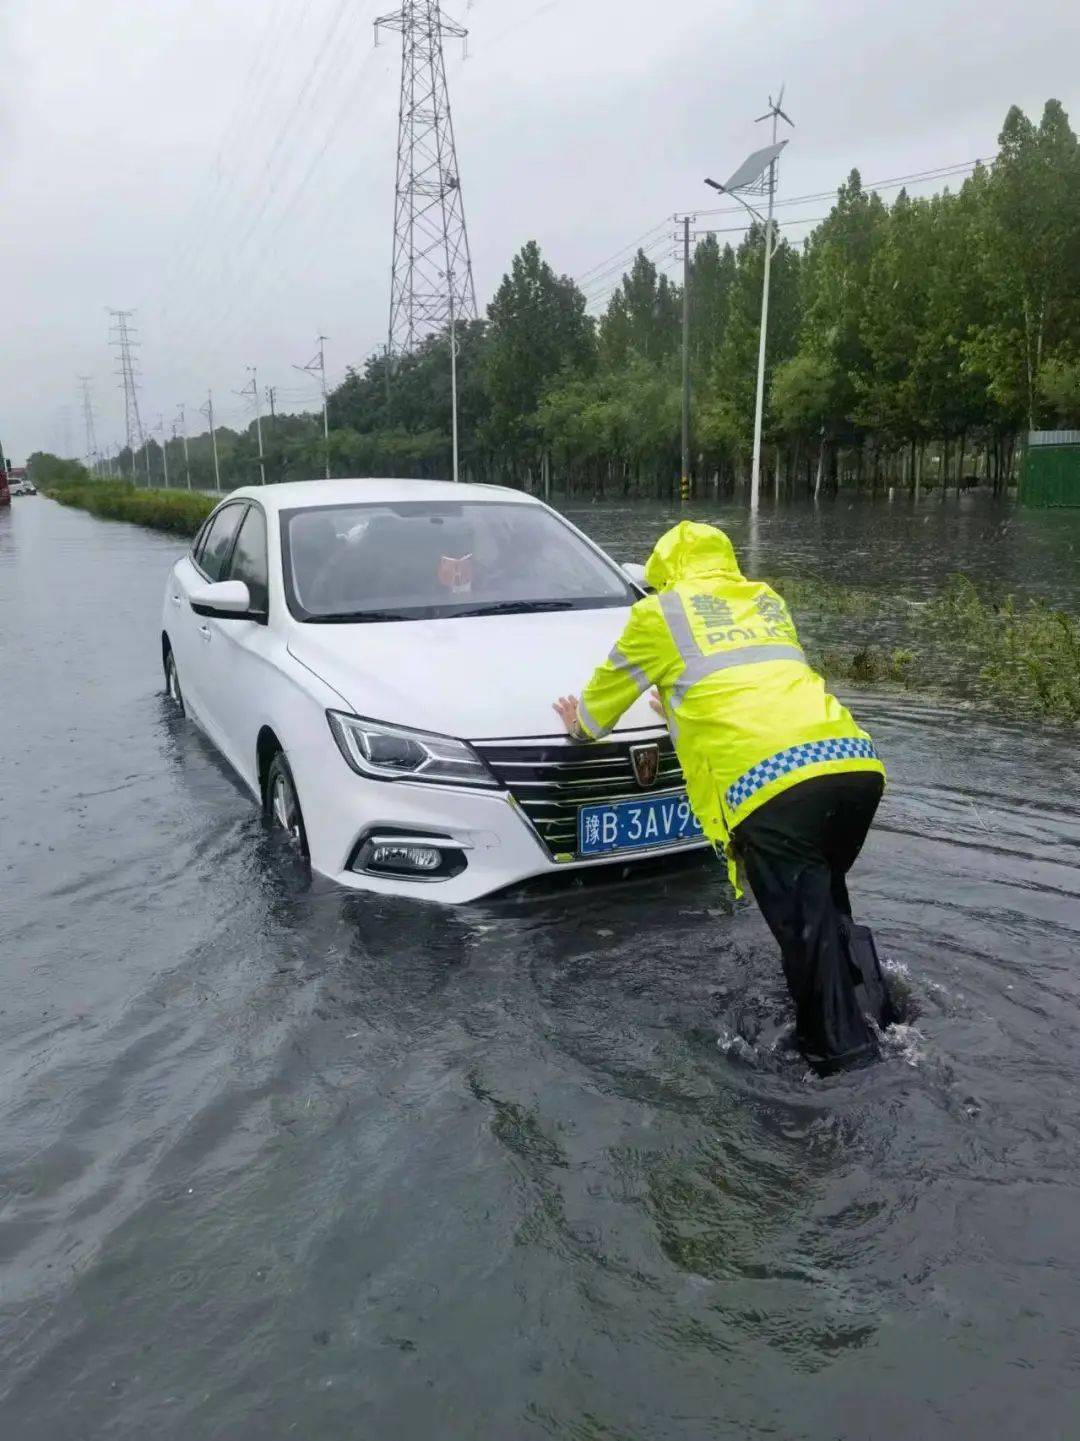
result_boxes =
[725,739,879,811]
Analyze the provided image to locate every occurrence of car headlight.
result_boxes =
[326,711,498,788]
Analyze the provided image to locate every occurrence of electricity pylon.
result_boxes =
[375,2,478,356]
[108,308,146,481]
[77,375,100,474]
[293,335,331,479]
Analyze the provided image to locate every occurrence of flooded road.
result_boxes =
[2,494,1080,1440]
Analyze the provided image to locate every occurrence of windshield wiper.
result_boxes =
[452,600,580,617]
[306,609,423,624]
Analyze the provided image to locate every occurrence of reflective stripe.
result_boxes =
[672,644,807,703]
[607,644,651,695]
[726,738,879,810]
[576,697,612,741]
[659,590,699,659]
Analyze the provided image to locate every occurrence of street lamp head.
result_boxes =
[704,177,725,193]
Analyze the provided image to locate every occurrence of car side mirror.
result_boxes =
[622,562,649,589]
[190,580,261,619]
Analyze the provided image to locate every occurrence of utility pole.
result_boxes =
[77,375,100,475]
[176,403,192,489]
[705,87,793,515]
[108,308,146,483]
[447,272,459,483]
[293,335,331,479]
[157,417,170,487]
[265,386,277,485]
[677,215,692,503]
[237,366,266,485]
[375,2,478,357]
[200,391,222,492]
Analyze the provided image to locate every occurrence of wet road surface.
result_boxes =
[2,495,1080,1439]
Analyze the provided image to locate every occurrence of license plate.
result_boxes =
[577,790,704,856]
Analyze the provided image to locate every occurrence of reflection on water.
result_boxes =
[1,496,1079,1439]
[561,491,1080,610]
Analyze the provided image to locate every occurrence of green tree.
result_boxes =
[689,236,736,376]
[707,224,801,462]
[798,169,887,432]
[599,249,681,369]
[978,100,1080,428]
[483,241,595,455]
[1038,354,1080,424]
[26,452,92,485]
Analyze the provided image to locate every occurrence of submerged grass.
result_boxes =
[768,575,882,619]
[927,576,1080,724]
[45,481,214,536]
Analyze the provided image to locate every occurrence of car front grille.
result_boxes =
[473,732,688,859]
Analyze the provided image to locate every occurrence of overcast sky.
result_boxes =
[1,0,1077,463]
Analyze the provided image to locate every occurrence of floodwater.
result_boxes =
[2,494,1079,1440]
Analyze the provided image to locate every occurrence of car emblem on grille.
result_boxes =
[630,742,661,789]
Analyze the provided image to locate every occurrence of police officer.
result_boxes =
[554,521,891,1074]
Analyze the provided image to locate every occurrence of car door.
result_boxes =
[199,502,276,795]
[171,501,248,739]
[166,514,214,720]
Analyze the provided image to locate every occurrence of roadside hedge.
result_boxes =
[45,481,216,536]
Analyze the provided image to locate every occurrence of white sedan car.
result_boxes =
[162,479,705,902]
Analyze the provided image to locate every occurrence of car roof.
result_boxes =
[219,478,540,511]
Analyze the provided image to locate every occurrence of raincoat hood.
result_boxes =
[643,522,743,592]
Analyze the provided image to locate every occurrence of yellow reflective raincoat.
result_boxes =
[576,522,885,892]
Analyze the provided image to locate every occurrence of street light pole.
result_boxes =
[679,213,692,503]
[750,122,778,514]
[705,89,793,516]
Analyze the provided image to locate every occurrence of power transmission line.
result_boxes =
[142,1,364,316]
[163,32,381,366]
[575,218,672,283]
[376,1,478,355]
[691,156,994,218]
[576,156,995,296]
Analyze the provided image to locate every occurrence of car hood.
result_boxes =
[287,607,658,739]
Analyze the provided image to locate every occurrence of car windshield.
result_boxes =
[281,501,635,621]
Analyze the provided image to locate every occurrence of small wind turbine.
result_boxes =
[757,84,794,132]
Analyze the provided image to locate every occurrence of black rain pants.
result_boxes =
[732,771,888,1073]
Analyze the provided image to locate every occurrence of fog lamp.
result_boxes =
[370,843,442,872]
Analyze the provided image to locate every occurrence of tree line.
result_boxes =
[85,98,1079,502]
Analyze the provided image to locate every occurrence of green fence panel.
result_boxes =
[1020,445,1080,508]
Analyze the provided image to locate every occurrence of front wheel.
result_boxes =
[264,752,309,858]
[164,647,185,715]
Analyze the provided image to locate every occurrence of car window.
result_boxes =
[191,517,212,567]
[227,505,268,613]
[281,501,634,621]
[198,504,247,582]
